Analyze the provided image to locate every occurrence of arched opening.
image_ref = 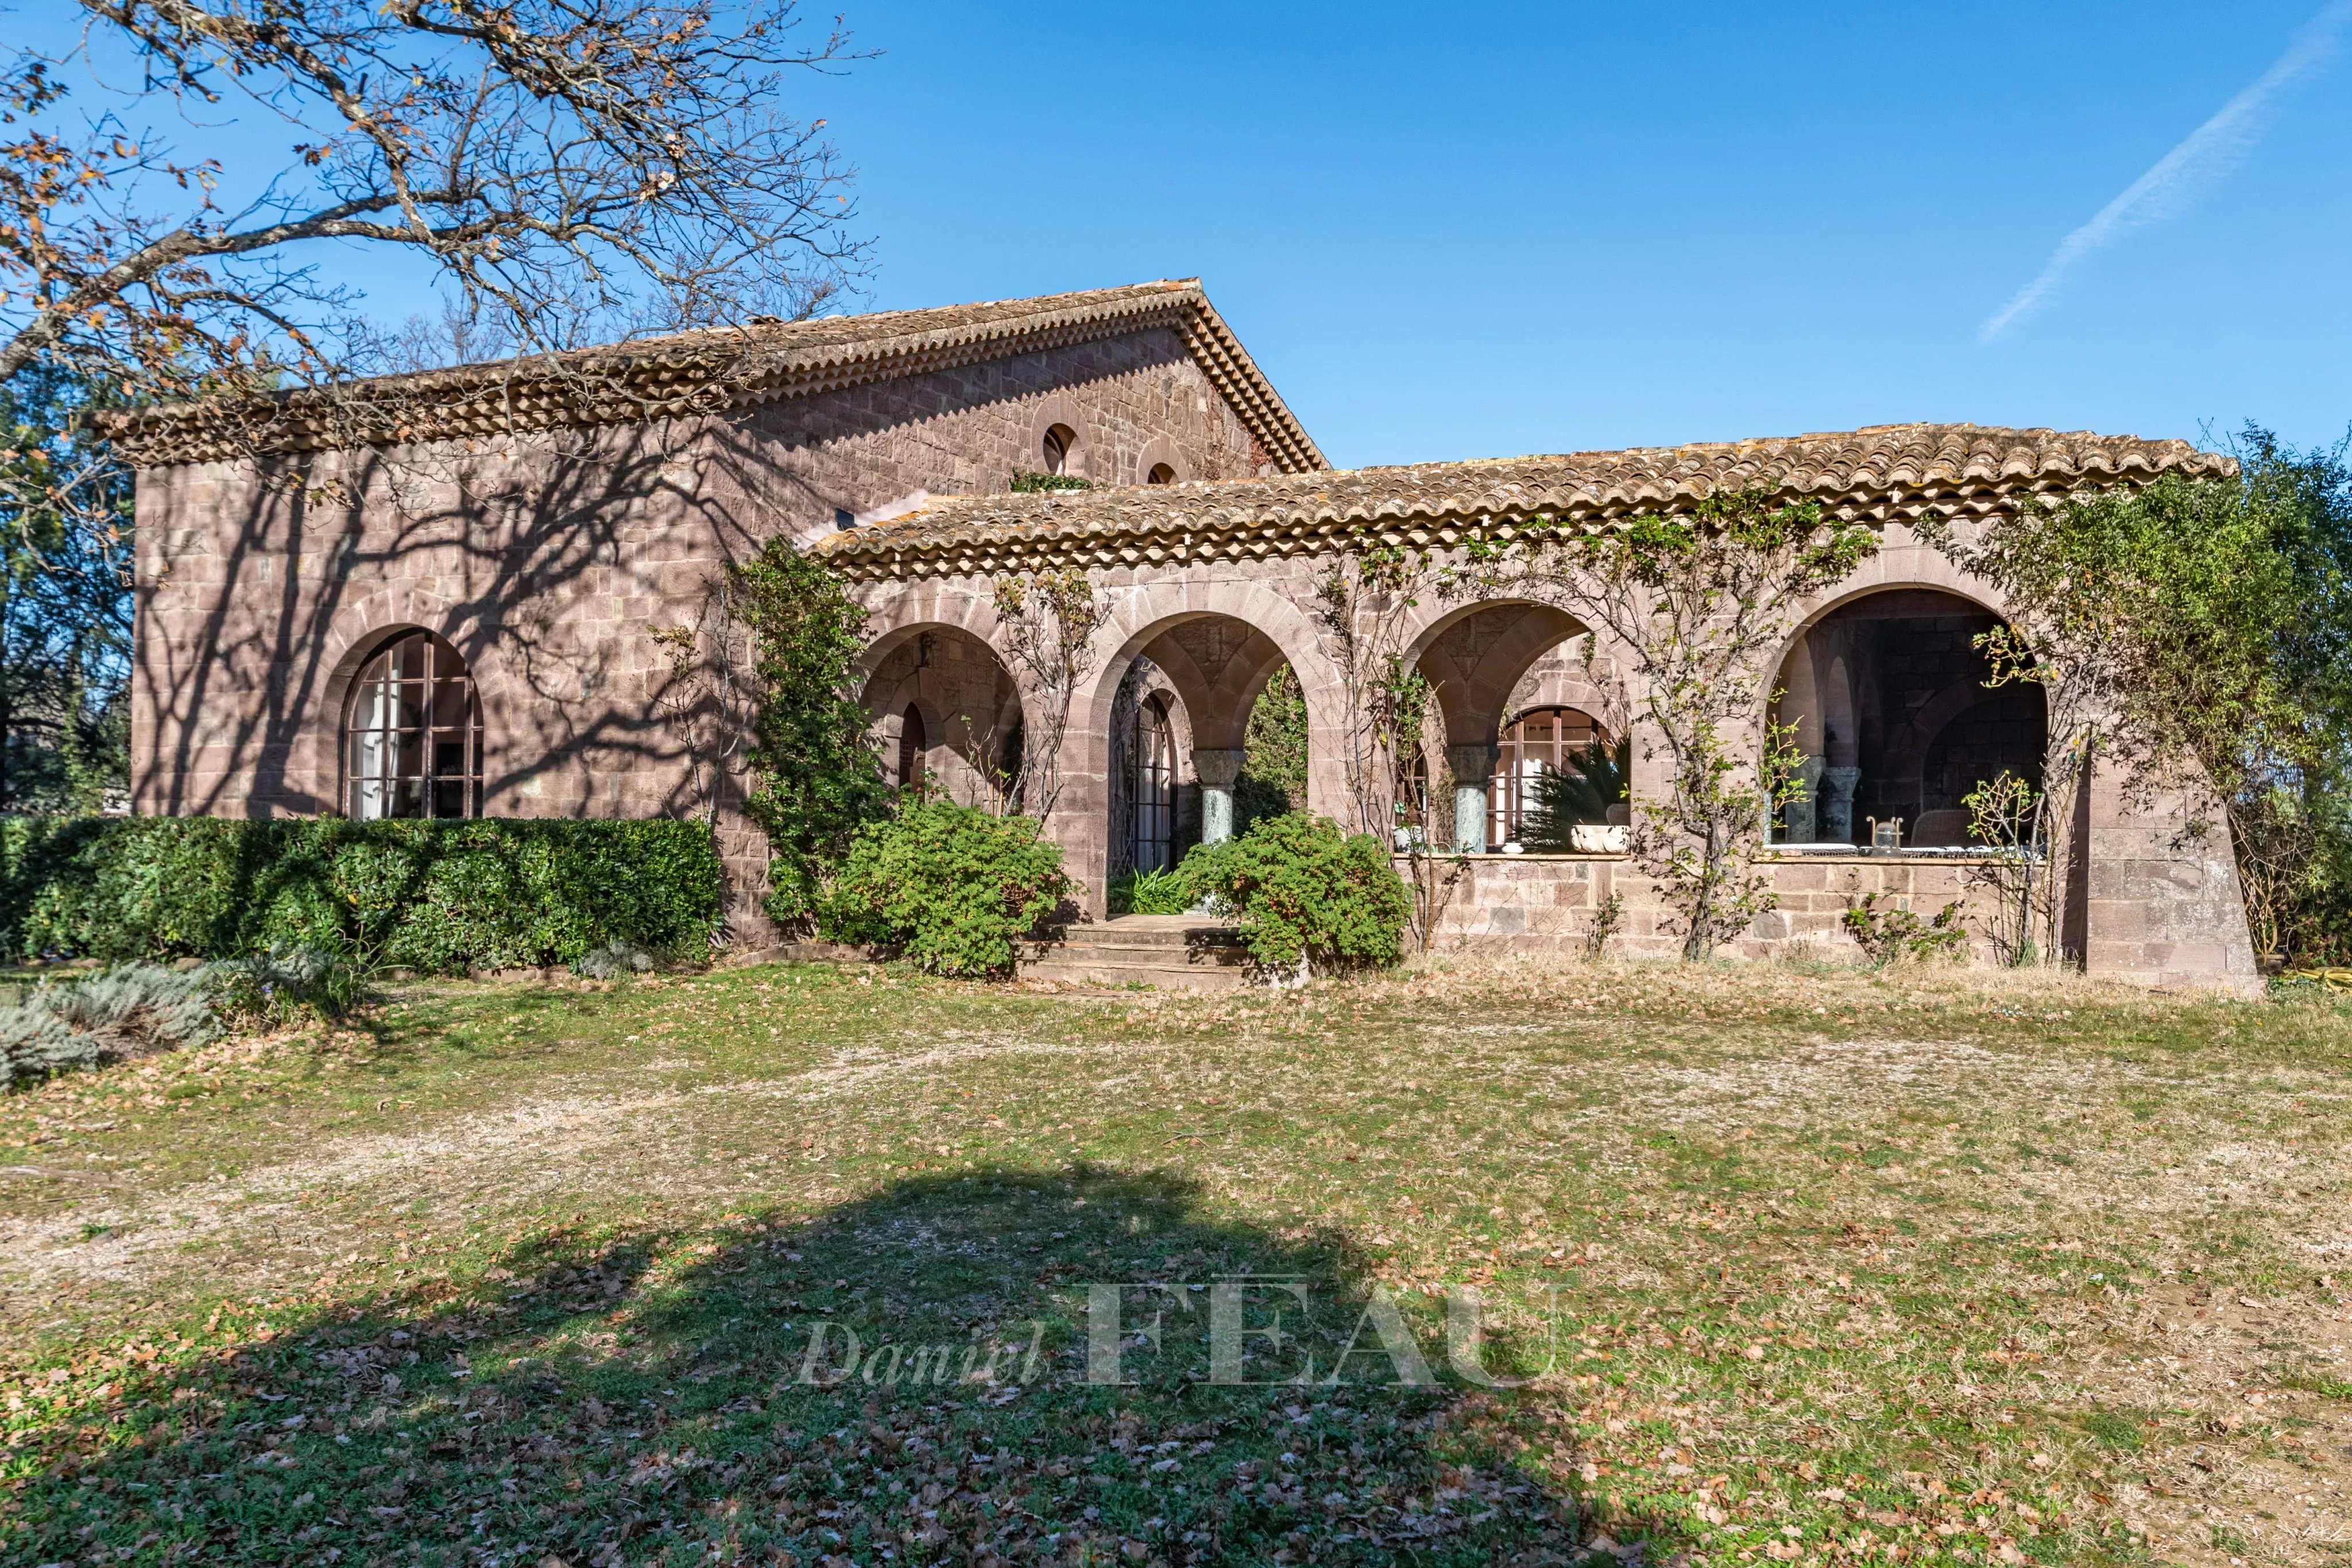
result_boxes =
[1131,696,1177,873]
[1146,462,1177,485]
[1235,663,1309,835]
[1405,599,1590,854]
[344,629,482,819]
[896,703,928,791]
[1770,588,2048,847]
[1487,706,1609,846]
[1042,423,1078,477]
[859,625,1024,811]
[1098,613,1295,884]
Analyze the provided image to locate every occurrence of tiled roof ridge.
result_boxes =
[815,422,2234,581]
[101,279,1328,473]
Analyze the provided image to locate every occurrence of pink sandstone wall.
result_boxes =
[1412,852,1997,965]
[129,327,1263,939]
[1416,846,2256,989]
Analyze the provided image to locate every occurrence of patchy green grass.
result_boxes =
[4,957,2352,1566]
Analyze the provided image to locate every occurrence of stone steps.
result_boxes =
[1024,914,1253,992]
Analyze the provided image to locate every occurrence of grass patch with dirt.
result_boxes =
[3,957,2351,1566]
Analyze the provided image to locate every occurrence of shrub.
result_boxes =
[0,816,722,972]
[1,942,378,1088]
[0,1003,99,1086]
[817,800,1070,978]
[573,938,655,979]
[1109,865,1196,916]
[1842,892,1970,967]
[209,946,365,1028]
[1,961,222,1088]
[1009,469,1093,493]
[1585,891,1626,958]
[1184,812,1412,975]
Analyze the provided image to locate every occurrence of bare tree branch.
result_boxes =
[2,0,871,401]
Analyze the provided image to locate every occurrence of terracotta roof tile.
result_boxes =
[815,423,2231,579]
[105,280,1325,473]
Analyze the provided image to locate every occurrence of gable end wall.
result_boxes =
[128,328,1263,866]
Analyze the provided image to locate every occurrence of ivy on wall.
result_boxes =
[732,541,891,927]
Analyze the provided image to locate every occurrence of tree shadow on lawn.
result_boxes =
[7,1166,1700,1567]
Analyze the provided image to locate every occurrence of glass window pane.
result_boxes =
[348,634,482,820]
[353,679,386,731]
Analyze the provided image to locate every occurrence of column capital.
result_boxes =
[1444,744,1500,786]
[1192,747,1246,789]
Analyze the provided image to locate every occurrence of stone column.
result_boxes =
[1819,766,1862,845]
[1193,748,1246,845]
[1784,754,1827,843]
[1445,744,1499,855]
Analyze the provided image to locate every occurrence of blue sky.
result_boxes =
[30,1,2352,468]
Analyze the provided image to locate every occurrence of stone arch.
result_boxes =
[1399,598,1589,851]
[1104,658,1202,880]
[1077,578,1344,760]
[1132,618,1291,752]
[1025,393,1093,481]
[1134,435,1189,487]
[1785,535,2018,631]
[852,581,1011,685]
[1060,573,1347,909]
[1403,599,1590,750]
[1767,580,2046,846]
[858,622,1027,809]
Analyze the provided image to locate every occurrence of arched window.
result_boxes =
[346,631,482,819]
[1146,462,1177,485]
[1131,697,1175,874]
[1488,706,1604,846]
[1042,423,1078,477]
[896,704,927,790]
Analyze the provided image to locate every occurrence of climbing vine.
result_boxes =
[1463,489,1878,959]
[991,566,1110,824]
[1312,541,1434,841]
[728,540,891,928]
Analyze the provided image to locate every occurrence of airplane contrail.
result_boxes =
[1980,0,2352,342]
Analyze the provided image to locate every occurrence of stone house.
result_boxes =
[114,280,2261,988]
[116,281,1316,910]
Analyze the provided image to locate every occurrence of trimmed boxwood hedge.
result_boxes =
[0,817,723,973]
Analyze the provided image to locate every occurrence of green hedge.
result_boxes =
[1185,812,1412,974]
[0,817,723,973]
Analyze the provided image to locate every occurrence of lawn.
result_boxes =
[2,956,2350,1567]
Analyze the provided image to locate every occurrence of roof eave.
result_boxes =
[99,280,1329,475]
